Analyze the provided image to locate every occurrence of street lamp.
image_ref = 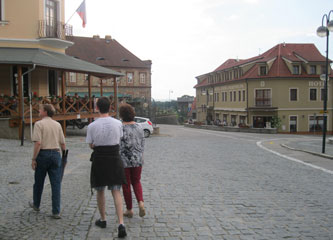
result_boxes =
[169,90,173,102]
[317,10,333,153]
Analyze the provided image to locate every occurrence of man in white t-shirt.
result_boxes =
[86,97,127,238]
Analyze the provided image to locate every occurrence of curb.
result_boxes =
[281,144,333,160]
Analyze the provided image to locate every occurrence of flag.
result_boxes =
[76,0,87,28]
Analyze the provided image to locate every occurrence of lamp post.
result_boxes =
[317,10,333,153]
[169,90,173,102]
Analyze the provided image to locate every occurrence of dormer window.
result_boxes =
[260,66,267,75]
[292,65,300,74]
[321,65,327,74]
[310,65,317,75]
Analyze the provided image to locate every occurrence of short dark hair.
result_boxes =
[41,104,55,117]
[97,97,110,114]
[119,103,135,122]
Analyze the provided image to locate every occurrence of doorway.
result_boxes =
[48,70,57,96]
[289,116,297,133]
[253,116,272,128]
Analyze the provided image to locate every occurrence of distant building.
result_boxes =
[65,35,152,116]
[177,95,194,121]
[194,43,333,133]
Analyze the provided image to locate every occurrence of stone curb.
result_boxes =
[281,143,333,160]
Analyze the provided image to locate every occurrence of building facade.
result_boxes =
[0,0,122,138]
[65,35,152,117]
[195,43,333,133]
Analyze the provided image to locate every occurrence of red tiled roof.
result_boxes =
[193,78,208,88]
[195,43,332,88]
[66,36,151,69]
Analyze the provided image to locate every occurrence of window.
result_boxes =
[321,65,327,74]
[139,73,146,84]
[255,89,271,106]
[310,88,317,101]
[238,91,241,101]
[216,93,219,102]
[242,90,245,101]
[321,88,326,101]
[69,72,76,83]
[290,88,297,101]
[309,115,323,132]
[310,65,317,75]
[260,66,267,75]
[223,114,228,124]
[231,115,237,126]
[233,91,236,102]
[290,116,297,133]
[230,92,232,102]
[127,72,133,83]
[292,65,300,74]
[45,0,58,37]
[240,116,246,124]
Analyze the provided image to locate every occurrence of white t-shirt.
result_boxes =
[86,117,123,146]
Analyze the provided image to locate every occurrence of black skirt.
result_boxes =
[90,145,126,188]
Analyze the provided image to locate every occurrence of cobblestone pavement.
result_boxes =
[0,125,333,239]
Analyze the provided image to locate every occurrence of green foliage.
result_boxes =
[271,116,282,129]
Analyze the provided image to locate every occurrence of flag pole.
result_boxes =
[65,0,85,25]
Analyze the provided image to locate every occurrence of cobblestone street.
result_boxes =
[1,125,333,239]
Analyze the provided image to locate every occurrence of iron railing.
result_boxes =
[38,20,73,39]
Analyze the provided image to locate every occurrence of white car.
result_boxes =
[134,117,154,138]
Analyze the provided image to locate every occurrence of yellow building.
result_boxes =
[0,0,122,138]
[195,43,333,133]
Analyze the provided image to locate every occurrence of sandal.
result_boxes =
[123,210,133,218]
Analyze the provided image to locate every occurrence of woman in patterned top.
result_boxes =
[119,103,146,218]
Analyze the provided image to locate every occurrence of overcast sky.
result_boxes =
[65,0,333,101]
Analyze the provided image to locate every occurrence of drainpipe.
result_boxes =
[21,64,36,146]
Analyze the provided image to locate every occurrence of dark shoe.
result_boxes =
[118,224,127,238]
[29,201,40,212]
[95,219,106,228]
[51,214,61,219]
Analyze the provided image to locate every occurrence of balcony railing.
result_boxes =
[38,20,73,39]
[255,98,271,107]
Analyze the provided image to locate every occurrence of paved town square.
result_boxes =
[1,125,333,240]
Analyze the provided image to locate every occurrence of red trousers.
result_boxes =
[122,166,143,210]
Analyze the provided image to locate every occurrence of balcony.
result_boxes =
[255,98,271,107]
[38,20,73,39]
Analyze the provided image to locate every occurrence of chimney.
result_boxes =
[93,35,100,39]
[105,35,112,43]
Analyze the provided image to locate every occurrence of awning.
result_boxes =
[0,47,124,77]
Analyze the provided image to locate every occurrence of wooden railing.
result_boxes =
[0,96,116,119]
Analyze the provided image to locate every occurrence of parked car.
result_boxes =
[134,117,153,138]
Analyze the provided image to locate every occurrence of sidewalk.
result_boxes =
[281,136,333,159]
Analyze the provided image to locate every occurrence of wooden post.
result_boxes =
[88,74,92,123]
[100,78,103,97]
[18,66,23,140]
[114,76,118,118]
[61,71,66,136]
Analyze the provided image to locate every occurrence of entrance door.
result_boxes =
[290,116,297,132]
[253,116,273,128]
[48,70,57,96]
